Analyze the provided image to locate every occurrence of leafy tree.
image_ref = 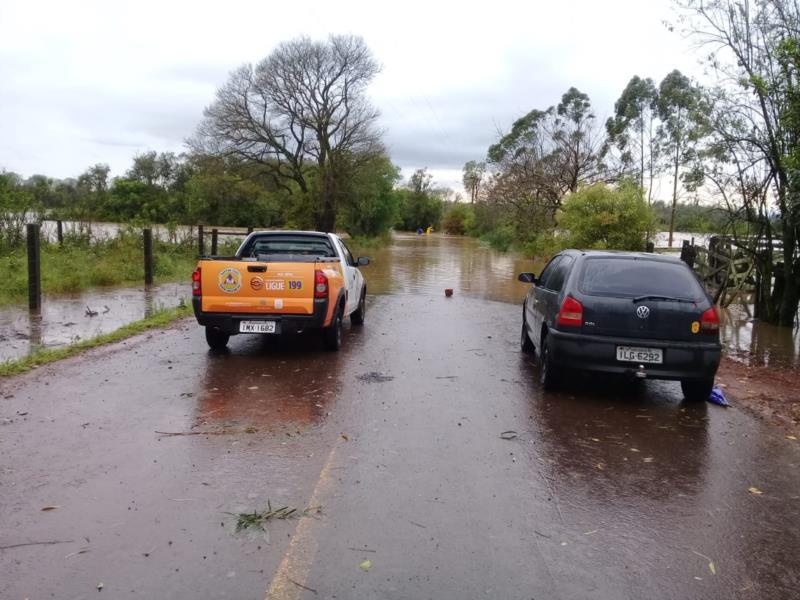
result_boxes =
[192,35,383,232]
[462,160,485,203]
[337,155,401,236]
[606,76,661,201]
[395,168,444,230]
[657,70,705,247]
[559,182,656,250]
[441,202,473,235]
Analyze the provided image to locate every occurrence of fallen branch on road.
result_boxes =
[0,539,73,551]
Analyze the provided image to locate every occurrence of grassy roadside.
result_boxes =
[0,235,239,308]
[0,304,192,378]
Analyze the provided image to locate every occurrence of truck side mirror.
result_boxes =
[357,257,370,266]
[518,272,537,284]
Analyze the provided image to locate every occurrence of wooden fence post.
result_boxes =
[27,224,41,310]
[211,228,218,255]
[247,226,253,234]
[198,225,205,256]
[56,220,64,246]
[143,228,154,285]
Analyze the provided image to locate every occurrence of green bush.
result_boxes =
[558,182,656,251]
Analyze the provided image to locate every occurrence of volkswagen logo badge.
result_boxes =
[636,305,650,319]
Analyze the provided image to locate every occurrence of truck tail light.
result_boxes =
[192,267,201,297]
[700,305,720,334]
[314,269,328,298]
[557,295,583,327]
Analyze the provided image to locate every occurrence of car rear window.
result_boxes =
[579,257,705,299]
[239,235,335,258]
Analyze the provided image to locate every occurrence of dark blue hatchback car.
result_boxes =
[519,250,722,401]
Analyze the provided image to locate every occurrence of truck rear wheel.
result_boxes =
[351,289,366,325]
[205,327,230,351]
[323,307,343,351]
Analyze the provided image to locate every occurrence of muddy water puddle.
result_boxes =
[0,282,189,362]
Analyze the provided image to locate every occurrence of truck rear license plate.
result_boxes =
[616,346,663,364]
[240,321,276,334]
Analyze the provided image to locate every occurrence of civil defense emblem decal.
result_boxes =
[218,268,242,293]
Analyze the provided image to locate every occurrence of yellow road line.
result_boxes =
[264,442,340,599]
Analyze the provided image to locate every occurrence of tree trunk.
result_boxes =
[668,144,679,248]
[316,167,337,233]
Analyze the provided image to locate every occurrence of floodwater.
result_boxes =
[1,232,799,599]
[0,283,188,362]
[2,232,798,368]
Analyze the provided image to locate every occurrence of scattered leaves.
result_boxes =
[786,435,797,441]
[41,506,60,511]
[97,582,104,591]
[499,431,518,440]
[247,386,259,391]
[341,434,349,441]
[643,457,654,463]
[748,486,764,495]
[359,559,372,571]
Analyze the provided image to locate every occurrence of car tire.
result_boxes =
[351,289,366,325]
[205,327,230,351]
[521,321,534,354]
[323,306,344,351]
[540,336,560,391]
[681,378,714,402]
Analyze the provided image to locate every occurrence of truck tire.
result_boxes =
[323,306,343,351]
[351,289,366,325]
[205,327,230,351]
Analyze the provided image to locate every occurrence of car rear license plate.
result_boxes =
[239,320,276,334]
[616,346,663,364]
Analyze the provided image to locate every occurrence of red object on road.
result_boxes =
[445,288,454,297]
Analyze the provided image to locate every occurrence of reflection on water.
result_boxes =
[360,232,543,304]
[0,283,189,362]
[720,304,800,368]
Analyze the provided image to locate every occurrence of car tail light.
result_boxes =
[192,267,201,297]
[700,305,720,334]
[557,296,583,327]
[314,269,328,298]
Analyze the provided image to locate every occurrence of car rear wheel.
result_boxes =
[521,321,534,354]
[540,336,559,391]
[205,327,230,351]
[351,289,366,325]
[323,306,344,351]
[681,378,714,402]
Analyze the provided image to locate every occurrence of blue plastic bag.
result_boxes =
[708,386,730,407]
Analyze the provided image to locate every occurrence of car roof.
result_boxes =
[560,248,684,264]
[249,230,331,238]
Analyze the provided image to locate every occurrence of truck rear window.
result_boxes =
[239,235,335,259]
[579,257,705,299]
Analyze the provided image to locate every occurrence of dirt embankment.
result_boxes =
[717,357,800,433]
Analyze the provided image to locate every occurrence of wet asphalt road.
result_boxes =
[2,296,800,599]
[2,236,800,599]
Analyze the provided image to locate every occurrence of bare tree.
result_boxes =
[191,35,383,232]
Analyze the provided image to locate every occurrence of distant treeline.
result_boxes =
[0,153,448,247]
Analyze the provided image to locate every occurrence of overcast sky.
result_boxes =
[0,0,702,192]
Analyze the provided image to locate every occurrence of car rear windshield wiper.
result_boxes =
[632,294,696,303]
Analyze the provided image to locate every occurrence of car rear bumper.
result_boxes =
[192,297,329,335]
[547,328,721,381]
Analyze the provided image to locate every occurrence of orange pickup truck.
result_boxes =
[191,231,369,351]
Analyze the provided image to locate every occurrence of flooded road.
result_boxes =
[1,234,799,599]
